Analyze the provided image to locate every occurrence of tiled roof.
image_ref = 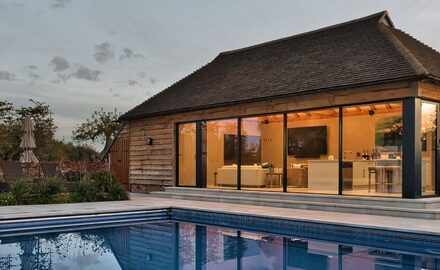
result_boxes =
[120,11,440,121]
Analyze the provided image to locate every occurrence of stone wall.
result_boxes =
[0,161,108,181]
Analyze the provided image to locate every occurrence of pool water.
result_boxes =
[0,220,439,270]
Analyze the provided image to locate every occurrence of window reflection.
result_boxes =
[422,102,437,196]
[175,223,440,270]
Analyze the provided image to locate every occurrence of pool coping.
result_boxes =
[1,194,440,238]
[2,206,440,256]
[1,205,439,237]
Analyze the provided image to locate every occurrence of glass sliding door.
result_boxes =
[342,102,403,197]
[240,115,284,191]
[286,109,339,194]
[205,119,238,189]
[421,102,437,196]
[178,123,197,186]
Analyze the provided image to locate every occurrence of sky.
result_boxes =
[1,0,440,151]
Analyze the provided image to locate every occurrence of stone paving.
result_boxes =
[1,193,440,236]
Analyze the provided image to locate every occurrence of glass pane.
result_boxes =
[178,123,196,186]
[342,102,403,197]
[286,109,339,194]
[206,119,238,189]
[422,102,437,196]
[240,115,284,191]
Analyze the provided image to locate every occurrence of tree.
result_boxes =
[0,99,99,161]
[72,108,122,155]
[0,99,57,161]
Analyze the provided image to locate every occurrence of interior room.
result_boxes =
[341,102,403,197]
[178,100,438,197]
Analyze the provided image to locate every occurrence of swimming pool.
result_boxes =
[0,209,439,269]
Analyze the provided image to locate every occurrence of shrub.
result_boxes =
[0,182,11,193]
[108,182,129,201]
[70,171,129,202]
[0,193,15,206]
[64,171,84,182]
[69,176,99,202]
[11,179,32,205]
[32,177,65,204]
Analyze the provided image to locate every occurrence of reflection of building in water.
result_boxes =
[106,222,178,270]
[1,222,440,270]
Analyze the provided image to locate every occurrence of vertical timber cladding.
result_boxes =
[109,124,130,190]
[127,82,418,191]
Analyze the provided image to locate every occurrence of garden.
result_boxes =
[0,170,129,206]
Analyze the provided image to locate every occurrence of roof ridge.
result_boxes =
[378,24,429,76]
[220,10,390,56]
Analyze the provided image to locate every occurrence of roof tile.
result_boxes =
[120,11,440,121]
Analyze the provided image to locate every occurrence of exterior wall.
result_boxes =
[129,119,174,191]
[127,81,438,191]
[420,81,440,101]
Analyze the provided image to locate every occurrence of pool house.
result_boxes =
[116,11,440,200]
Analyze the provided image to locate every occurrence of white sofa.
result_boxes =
[216,165,269,187]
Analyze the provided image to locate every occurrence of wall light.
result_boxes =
[146,138,153,145]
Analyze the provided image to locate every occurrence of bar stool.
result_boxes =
[368,167,376,193]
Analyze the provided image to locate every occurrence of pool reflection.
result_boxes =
[178,224,440,270]
[0,222,439,270]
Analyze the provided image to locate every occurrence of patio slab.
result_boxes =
[1,193,440,237]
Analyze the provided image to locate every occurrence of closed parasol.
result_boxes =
[20,115,39,164]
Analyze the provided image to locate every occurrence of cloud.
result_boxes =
[119,79,141,87]
[26,69,41,82]
[72,65,100,81]
[52,73,70,84]
[137,72,146,78]
[49,0,72,9]
[28,65,37,70]
[0,71,15,81]
[150,77,156,84]
[50,56,70,72]
[119,47,145,60]
[94,41,114,63]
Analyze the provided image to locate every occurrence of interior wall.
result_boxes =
[260,121,283,168]
[343,112,401,159]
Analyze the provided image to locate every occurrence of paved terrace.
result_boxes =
[1,193,440,236]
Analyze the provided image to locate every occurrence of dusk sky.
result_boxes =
[1,0,439,150]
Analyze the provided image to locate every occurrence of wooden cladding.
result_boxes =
[110,137,130,190]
